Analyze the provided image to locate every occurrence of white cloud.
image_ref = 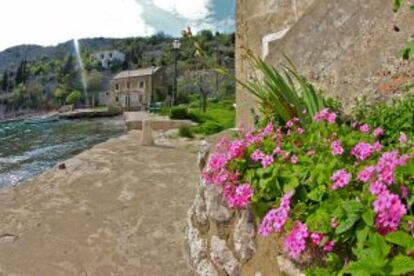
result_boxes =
[0,0,155,51]
[151,0,211,20]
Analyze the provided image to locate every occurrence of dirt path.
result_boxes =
[0,131,199,275]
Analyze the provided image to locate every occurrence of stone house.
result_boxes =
[110,67,163,111]
[91,50,126,69]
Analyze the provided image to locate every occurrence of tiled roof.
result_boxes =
[114,67,160,79]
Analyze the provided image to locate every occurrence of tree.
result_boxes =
[66,90,81,105]
[1,71,8,92]
[53,87,65,106]
[86,70,103,107]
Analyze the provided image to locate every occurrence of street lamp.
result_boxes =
[172,39,181,107]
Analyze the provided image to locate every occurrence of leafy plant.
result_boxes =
[178,126,194,138]
[203,107,414,275]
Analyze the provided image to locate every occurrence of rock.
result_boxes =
[204,184,233,222]
[210,235,240,276]
[185,216,208,265]
[198,140,210,171]
[193,185,208,226]
[196,259,219,276]
[277,255,305,276]
[233,209,256,261]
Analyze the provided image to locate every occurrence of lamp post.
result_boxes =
[172,39,181,107]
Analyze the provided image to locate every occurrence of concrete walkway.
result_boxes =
[0,131,199,275]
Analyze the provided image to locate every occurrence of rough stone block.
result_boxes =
[210,235,241,276]
[233,209,256,261]
[204,185,233,222]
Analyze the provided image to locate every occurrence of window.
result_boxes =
[115,96,119,102]
[101,54,105,59]
[115,83,119,90]
[139,81,144,88]
[139,95,143,103]
[109,52,113,58]
[127,82,130,89]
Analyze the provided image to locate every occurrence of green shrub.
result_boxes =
[178,127,194,138]
[65,90,81,105]
[169,106,189,120]
[188,110,206,123]
[352,95,414,145]
[195,121,224,135]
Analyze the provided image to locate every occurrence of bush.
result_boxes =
[169,106,189,120]
[352,95,414,145]
[66,90,81,105]
[188,110,206,123]
[203,109,414,275]
[195,121,224,135]
[178,127,194,138]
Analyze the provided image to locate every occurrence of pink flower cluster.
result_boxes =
[357,166,376,183]
[251,149,274,168]
[360,124,370,134]
[314,108,337,123]
[331,169,352,190]
[373,190,407,235]
[374,127,384,137]
[351,142,374,161]
[259,192,294,236]
[224,183,254,209]
[284,221,309,259]
[331,140,344,156]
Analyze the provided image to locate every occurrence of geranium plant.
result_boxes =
[203,109,414,275]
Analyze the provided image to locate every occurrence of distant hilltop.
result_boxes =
[0,38,127,73]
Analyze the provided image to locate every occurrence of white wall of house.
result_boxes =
[91,50,126,69]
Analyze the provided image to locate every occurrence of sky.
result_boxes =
[0,0,235,51]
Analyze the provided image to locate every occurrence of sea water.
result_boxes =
[0,118,125,187]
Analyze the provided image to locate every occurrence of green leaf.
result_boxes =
[306,209,331,234]
[335,216,359,234]
[362,209,375,227]
[386,231,414,248]
[393,0,405,12]
[389,255,414,275]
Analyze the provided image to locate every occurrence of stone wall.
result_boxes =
[185,141,303,276]
[236,0,414,127]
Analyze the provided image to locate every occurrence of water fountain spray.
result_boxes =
[73,39,88,106]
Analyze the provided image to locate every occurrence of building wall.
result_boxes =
[92,50,126,69]
[235,0,315,126]
[236,0,414,127]
[110,70,164,110]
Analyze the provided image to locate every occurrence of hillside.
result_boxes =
[0,31,235,115]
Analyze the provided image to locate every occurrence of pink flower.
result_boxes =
[273,146,283,155]
[261,155,274,168]
[357,166,376,183]
[290,155,298,164]
[374,127,384,137]
[401,184,409,198]
[369,181,387,196]
[314,108,337,124]
[263,122,274,135]
[326,113,337,124]
[360,124,370,134]
[310,232,324,245]
[224,183,253,209]
[351,142,374,161]
[307,150,316,156]
[228,139,246,159]
[331,218,338,228]
[373,141,382,152]
[297,127,305,135]
[286,118,299,128]
[259,192,294,236]
[323,240,335,252]
[251,149,265,162]
[400,132,408,144]
[283,221,309,259]
[331,169,352,190]
[331,140,344,156]
[376,151,402,186]
[373,190,406,235]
